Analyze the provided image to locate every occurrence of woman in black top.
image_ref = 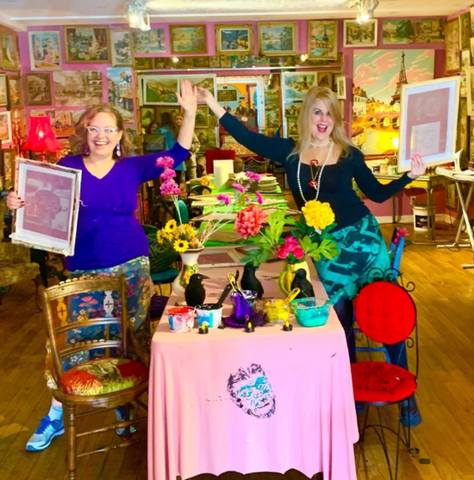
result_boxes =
[197,85,425,425]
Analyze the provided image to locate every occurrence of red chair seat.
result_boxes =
[351,361,416,404]
[60,358,148,396]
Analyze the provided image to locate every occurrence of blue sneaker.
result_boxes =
[26,416,64,451]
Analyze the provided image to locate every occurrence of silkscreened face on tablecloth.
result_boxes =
[227,363,276,419]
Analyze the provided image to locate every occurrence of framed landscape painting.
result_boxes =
[0,28,20,71]
[7,75,23,108]
[215,24,253,56]
[343,20,378,47]
[26,73,52,106]
[382,20,414,45]
[0,111,12,144]
[133,29,165,54]
[414,18,445,43]
[281,72,316,102]
[53,71,103,106]
[142,76,179,105]
[307,20,337,60]
[64,26,110,63]
[170,25,207,54]
[134,57,153,70]
[0,74,7,106]
[110,29,132,66]
[258,22,298,56]
[28,31,61,70]
[445,19,461,73]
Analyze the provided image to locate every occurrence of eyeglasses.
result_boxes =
[86,126,119,135]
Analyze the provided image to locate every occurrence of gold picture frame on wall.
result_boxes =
[307,20,338,60]
[258,22,298,56]
[215,24,253,56]
[0,27,20,71]
[64,26,111,63]
[170,25,208,55]
[445,18,461,73]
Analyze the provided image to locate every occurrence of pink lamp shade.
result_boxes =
[21,116,63,154]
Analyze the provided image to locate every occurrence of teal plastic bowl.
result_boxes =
[291,297,330,327]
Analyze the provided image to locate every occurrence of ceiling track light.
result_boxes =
[128,0,150,32]
[350,0,379,24]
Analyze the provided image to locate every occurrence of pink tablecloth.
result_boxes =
[148,262,358,480]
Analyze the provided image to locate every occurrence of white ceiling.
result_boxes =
[0,0,471,31]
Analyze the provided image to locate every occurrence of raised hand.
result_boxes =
[195,86,213,104]
[175,79,197,115]
[6,191,24,210]
[407,154,426,179]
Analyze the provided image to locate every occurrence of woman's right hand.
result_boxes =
[196,87,226,119]
[6,191,24,210]
[196,86,213,104]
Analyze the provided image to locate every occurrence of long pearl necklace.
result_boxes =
[297,141,333,203]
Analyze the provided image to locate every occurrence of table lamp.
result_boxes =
[21,115,63,162]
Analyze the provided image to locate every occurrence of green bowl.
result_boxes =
[291,297,330,327]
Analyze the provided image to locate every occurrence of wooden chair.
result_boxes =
[40,274,148,480]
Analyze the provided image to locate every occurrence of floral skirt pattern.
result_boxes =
[314,214,390,302]
[64,256,154,371]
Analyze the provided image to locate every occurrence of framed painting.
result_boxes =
[457,97,469,170]
[414,18,445,44]
[467,67,474,115]
[461,49,471,97]
[192,57,210,68]
[26,73,52,106]
[209,56,221,68]
[281,72,316,102]
[0,28,20,71]
[142,76,179,105]
[110,29,132,66]
[153,58,167,69]
[7,75,23,108]
[307,20,337,60]
[12,158,82,256]
[398,77,460,173]
[1,147,15,189]
[0,74,7,106]
[459,12,471,50]
[30,109,85,137]
[106,67,134,123]
[53,71,103,107]
[258,22,298,56]
[140,106,157,131]
[317,72,333,90]
[382,20,414,45]
[196,105,209,128]
[134,57,153,70]
[343,20,378,47]
[10,108,26,141]
[64,26,110,63]
[155,106,180,124]
[215,24,253,56]
[445,19,461,73]
[195,127,218,153]
[336,76,346,99]
[182,74,216,96]
[133,29,165,54]
[28,31,62,70]
[170,25,207,54]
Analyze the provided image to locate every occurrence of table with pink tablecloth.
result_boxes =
[148,262,359,480]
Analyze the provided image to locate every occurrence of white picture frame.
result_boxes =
[398,77,460,173]
[343,20,378,47]
[336,76,346,99]
[0,110,12,144]
[11,158,82,256]
[28,31,62,71]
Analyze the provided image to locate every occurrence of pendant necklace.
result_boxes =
[297,141,333,203]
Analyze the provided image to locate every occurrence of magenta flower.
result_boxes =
[255,192,263,204]
[293,247,305,260]
[160,179,180,196]
[276,244,290,259]
[160,168,177,180]
[233,183,245,193]
[245,171,261,183]
[156,156,174,168]
[216,194,231,205]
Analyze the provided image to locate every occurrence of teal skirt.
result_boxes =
[315,214,390,302]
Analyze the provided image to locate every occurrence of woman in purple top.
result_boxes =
[7,79,198,452]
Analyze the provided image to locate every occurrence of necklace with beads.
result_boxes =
[310,139,331,147]
[297,141,333,203]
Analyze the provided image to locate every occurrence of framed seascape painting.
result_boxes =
[0,28,20,71]
[307,20,337,60]
[382,20,414,45]
[281,72,316,102]
[64,26,110,63]
[170,25,207,54]
[215,24,253,56]
[7,75,23,108]
[28,31,62,70]
[0,74,7,106]
[258,22,298,56]
[398,77,460,173]
[53,71,103,107]
[25,73,52,106]
[445,19,461,73]
[133,29,166,54]
[110,29,132,66]
[414,18,445,43]
[142,76,179,105]
[12,158,82,256]
[343,20,378,47]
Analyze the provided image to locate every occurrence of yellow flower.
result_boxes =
[164,219,177,233]
[183,269,193,284]
[302,200,335,231]
[174,239,189,253]
[157,230,164,243]
[183,224,196,238]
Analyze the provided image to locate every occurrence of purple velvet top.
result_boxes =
[59,142,188,272]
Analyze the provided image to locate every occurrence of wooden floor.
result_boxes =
[1,221,474,480]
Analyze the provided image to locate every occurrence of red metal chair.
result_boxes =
[352,280,419,480]
[205,148,236,174]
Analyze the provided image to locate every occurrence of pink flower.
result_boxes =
[160,179,180,196]
[216,194,231,205]
[246,196,251,202]
[255,192,263,204]
[235,205,268,239]
[233,183,245,193]
[293,247,305,260]
[160,168,176,180]
[284,236,299,252]
[156,156,174,168]
[245,171,261,183]
[277,244,290,259]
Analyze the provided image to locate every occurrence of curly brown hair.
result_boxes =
[69,104,133,159]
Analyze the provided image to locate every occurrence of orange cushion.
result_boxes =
[351,361,417,404]
[60,358,148,396]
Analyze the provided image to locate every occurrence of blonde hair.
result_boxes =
[291,86,352,158]
[70,104,133,159]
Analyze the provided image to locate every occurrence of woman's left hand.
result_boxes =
[176,79,197,114]
[407,154,426,179]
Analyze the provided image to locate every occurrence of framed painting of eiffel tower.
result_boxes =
[307,20,338,60]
